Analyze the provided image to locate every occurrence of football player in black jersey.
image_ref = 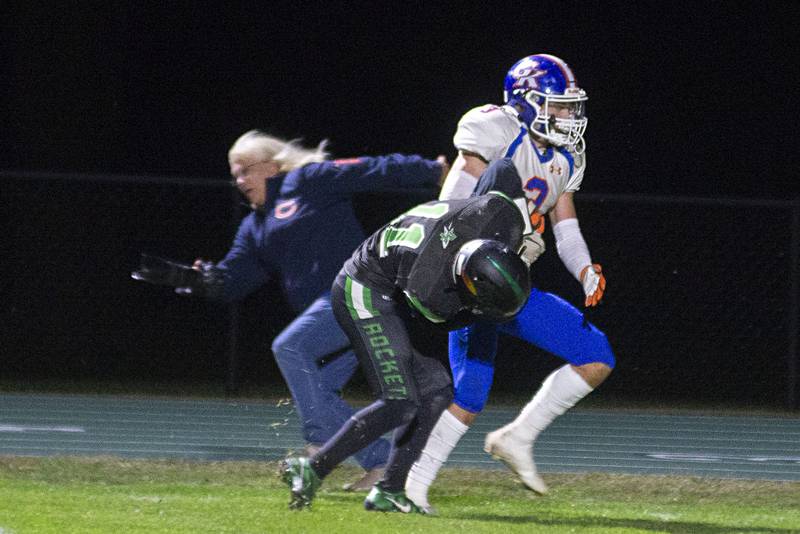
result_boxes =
[282,160,537,513]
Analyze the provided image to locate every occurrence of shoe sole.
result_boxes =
[484,442,548,496]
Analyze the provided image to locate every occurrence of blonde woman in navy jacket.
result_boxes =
[216,130,446,489]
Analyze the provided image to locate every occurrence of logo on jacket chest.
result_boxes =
[274,198,299,219]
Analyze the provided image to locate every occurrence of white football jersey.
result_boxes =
[440,104,585,218]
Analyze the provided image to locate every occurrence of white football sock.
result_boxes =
[508,364,593,442]
[405,409,469,506]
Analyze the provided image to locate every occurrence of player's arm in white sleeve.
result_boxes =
[549,192,606,307]
[438,151,488,200]
[439,105,516,200]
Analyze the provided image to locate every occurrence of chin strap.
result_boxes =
[506,96,536,128]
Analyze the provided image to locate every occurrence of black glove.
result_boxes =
[131,253,224,298]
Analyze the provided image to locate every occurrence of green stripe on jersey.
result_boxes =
[403,291,445,323]
[487,190,515,205]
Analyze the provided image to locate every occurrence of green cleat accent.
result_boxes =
[364,485,431,514]
[281,457,321,510]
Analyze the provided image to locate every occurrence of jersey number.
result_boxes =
[378,202,450,257]
[379,224,424,257]
[524,176,549,232]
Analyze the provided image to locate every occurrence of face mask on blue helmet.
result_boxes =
[503,54,588,154]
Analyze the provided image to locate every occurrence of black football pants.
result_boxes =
[311,273,452,491]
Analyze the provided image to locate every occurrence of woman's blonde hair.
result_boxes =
[228,130,329,173]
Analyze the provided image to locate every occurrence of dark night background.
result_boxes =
[2,2,799,408]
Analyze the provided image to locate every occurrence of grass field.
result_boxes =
[1,456,798,534]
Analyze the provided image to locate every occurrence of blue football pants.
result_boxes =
[450,288,616,413]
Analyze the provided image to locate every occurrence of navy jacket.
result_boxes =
[216,154,441,312]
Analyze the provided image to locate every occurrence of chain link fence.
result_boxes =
[2,173,797,408]
[497,194,799,409]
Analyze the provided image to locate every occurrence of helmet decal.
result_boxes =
[510,57,547,92]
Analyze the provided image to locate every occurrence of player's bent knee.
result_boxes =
[271,343,298,365]
[382,399,419,425]
[570,331,615,369]
[591,346,615,369]
[453,358,494,413]
[453,389,490,414]
[271,331,304,362]
[573,362,613,388]
[423,386,454,415]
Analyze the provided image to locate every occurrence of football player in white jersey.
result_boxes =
[406,54,615,512]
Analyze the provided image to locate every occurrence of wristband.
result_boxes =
[552,218,592,282]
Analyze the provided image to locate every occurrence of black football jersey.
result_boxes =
[343,191,527,327]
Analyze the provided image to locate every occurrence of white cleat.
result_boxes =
[484,427,549,495]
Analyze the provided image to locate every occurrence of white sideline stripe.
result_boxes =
[349,279,373,319]
[646,452,800,464]
[0,424,85,433]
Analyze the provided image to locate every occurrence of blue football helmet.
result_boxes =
[503,54,588,154]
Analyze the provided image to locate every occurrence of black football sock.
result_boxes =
[379,387,453,492]
[311,398,416,479]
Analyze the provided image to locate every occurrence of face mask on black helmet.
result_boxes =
[503,53,588,154]
[452,239,531,323]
